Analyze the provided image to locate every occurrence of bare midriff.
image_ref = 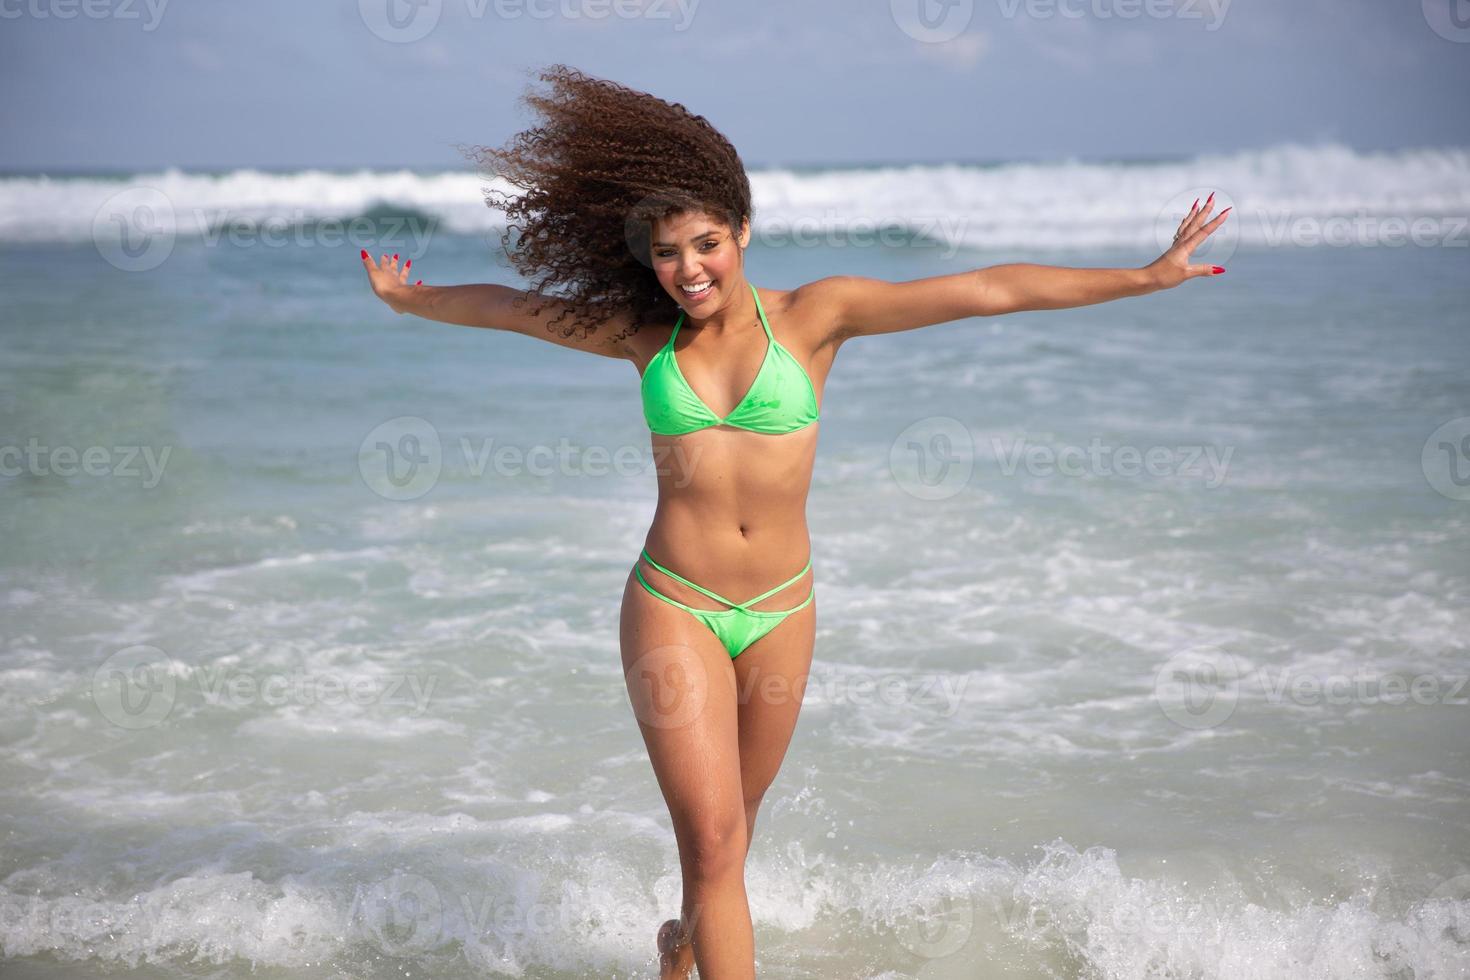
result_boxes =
[640,425,819,612]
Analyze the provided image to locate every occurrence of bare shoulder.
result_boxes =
[761,277,850,355]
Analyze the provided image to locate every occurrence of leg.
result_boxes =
[731,576,817,858]
[620,568,756,980]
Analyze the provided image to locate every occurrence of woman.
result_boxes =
[362,65,1230,980]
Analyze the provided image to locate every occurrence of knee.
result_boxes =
[681,813,747,883]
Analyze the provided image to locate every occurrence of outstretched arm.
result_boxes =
[815,195,1232,344]
[359,251,637,360]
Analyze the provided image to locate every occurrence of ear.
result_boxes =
[737,217,751,249]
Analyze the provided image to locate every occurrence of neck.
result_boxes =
[687,280,757,335]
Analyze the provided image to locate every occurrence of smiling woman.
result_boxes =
[358,63,1231,980]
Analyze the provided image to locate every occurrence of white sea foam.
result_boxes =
[5,142,1466,249]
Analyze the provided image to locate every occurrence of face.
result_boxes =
[649,210,751,314]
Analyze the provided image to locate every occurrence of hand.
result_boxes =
[1143,193,1232,290]
[360,249,422,314]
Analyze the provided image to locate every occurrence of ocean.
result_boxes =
[1,142,1468,978]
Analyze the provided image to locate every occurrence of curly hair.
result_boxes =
[463,65,754,344]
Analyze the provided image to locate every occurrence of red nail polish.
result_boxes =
[1212,266,1225,274]
[360,249,368,259]
[1205,192,1215,206]
[393,254,399,261]
[405,260,411,270]
[1220,207,1233,216]
[1191,198,1199,211]
[415,280,423,286]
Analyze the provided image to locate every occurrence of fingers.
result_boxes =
[1186,264,1227,278]
[1183,205,1232,251]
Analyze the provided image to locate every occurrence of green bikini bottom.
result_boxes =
[634,548,814,659]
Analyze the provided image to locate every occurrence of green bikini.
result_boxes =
[636,283,820,658]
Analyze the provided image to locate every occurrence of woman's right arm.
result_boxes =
[360,251,637,361]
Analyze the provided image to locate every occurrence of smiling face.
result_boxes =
[650,209,752,315]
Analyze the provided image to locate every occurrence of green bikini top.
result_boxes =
[641,283,820,436]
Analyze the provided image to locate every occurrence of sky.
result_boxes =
[1,0,1468,171]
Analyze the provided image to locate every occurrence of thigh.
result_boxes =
[732,590,816,805]
[620,569,746,847]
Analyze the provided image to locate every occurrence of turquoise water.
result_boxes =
[2,202,1469,976]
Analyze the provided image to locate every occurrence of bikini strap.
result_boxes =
[749,283,773,340]
[740,555,812,607]
[640,548,811,610]
[667,310,686,346]
[640,548,733,606]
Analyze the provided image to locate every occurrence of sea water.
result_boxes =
[1,143,1468,978]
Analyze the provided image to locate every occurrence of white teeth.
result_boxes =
[680,281,713,295]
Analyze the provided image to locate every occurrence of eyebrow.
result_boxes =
[651,229,721,247]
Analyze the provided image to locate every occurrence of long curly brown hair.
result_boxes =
[464,65,754,345]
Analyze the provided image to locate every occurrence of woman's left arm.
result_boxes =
[813,196,1231,344]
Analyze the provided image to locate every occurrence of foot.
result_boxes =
[657,917,694,979]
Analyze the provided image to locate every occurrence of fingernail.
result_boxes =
[405,260,411,270]
[415,280,423,286]
[360,249,368,259]
[1191,198,1199,211]
[393,254,399,261]
[1220,206,1233,216]
[1205,192,1215,206]
[1212,266,1225,274]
